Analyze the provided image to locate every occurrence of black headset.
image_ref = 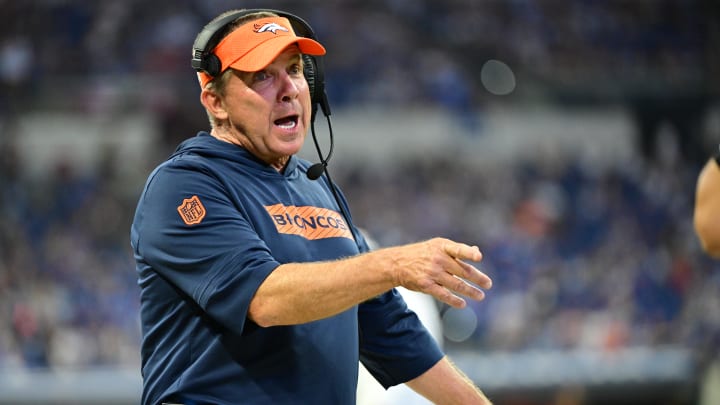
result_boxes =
[191,8,330,118]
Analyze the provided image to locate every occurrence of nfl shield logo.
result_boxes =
[177,195,206,225]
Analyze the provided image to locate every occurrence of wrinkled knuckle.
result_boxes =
[431,237,446,250]
[430,255,444,267]
[441,289,456,303]
[412,278,433,292]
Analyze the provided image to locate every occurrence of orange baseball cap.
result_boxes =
[197,16,326,87]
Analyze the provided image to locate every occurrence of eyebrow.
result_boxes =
[285,48,303,64]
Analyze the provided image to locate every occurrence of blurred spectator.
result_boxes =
[694,154,720,257]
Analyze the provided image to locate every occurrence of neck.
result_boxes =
[210,127,290,173]
[210,126,241,147]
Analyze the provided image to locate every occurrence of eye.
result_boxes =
[252,70,270,83]
[289,63,303,76]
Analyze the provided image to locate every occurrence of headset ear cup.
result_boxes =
[303,54,330,118]
[204,54,222,78]
[302,54,318,104]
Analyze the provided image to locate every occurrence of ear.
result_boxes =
[200,88,228,121]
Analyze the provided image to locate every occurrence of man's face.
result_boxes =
[217,46,311,169]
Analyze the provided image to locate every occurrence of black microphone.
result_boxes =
[306,99,334,180]
[303,95,360,246]
[306,161,327,180]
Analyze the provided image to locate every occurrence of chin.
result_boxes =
[275,141,304,157]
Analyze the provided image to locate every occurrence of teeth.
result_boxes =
[277,120,296,129]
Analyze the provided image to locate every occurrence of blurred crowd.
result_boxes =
[345,155,720,357]
[0,0,715,108]
[0,0,718,382]
[0,138,142,368]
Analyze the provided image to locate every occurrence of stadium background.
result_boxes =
[0,1,718,404]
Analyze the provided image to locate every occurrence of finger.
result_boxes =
[452,260,493,290]
[442,242,482,262]
[423,282,468,309]
[437,272,486,301]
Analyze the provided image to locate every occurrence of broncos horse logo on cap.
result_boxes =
[254,22,289,34]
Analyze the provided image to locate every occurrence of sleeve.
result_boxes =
[131,161,278,336]
[357,288,445,389]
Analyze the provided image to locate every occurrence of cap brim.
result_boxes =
[227,36,326,73]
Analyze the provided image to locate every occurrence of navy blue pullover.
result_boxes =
[130,133,443,404]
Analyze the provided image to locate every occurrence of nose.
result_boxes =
[278,72,301,103]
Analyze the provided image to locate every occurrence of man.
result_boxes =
[694,149,720,257]
[131,8,493,404]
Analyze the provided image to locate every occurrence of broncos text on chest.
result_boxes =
[264,203,353,241]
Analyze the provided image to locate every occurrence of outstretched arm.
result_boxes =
[694,156,720,257]
[248,237,492,327]
[405,356,493,405]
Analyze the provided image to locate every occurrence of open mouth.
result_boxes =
[274,115,299,129]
